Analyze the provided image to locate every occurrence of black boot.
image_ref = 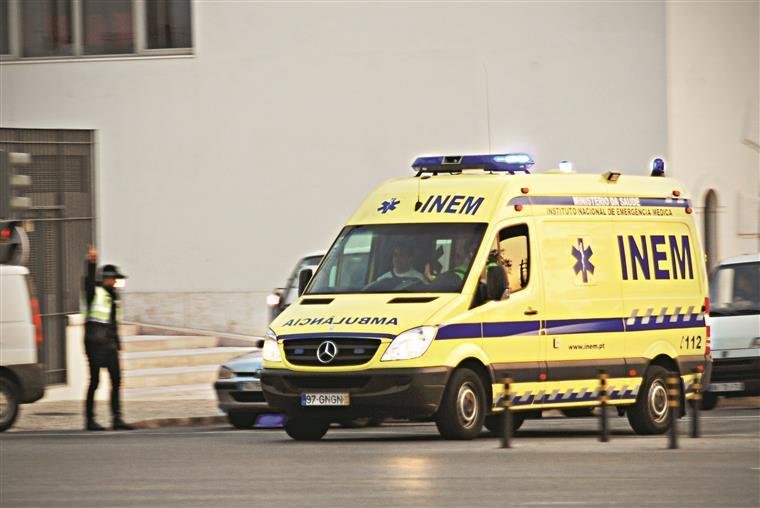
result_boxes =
[86,419,106,431]
[112,417,134,431]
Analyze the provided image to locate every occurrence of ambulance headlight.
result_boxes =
[262,328,282,362]
[381,326,437,361]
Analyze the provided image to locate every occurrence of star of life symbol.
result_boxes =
[571,238,595,283]
[378,198,400,214]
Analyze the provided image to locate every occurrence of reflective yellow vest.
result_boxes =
[82,287,122,325]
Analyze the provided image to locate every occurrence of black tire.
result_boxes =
[227,412,257,429]
[627,365,677,435]
[284,417,330,441]
[0,377,20,432]
[435,368,486,440]
[700,391,719,411]
[561,407,595,418]
[484,412,525,436]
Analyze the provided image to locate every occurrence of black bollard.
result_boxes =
[598,370,609,442]
[500,375,512,449]
[691,368,701,438]
[667,373,680,449]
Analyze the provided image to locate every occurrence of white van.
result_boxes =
[0,264,45,431]
[704,254,760,409]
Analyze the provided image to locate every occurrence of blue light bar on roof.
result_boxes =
[412,153,534,174]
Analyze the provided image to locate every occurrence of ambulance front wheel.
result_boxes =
[284,416,330,441]
[627,365,676,435]
[435,368,486,440]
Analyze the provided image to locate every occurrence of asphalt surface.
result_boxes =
[1,406,758,507]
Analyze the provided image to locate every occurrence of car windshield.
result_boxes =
[307,223,487,294]
[709,262,760,316]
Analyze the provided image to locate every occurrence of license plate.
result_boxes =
[242,381,261,391]
[301,393,350,406]
[709,382,744,393]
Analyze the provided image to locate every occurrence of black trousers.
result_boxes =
[85,347,121,420]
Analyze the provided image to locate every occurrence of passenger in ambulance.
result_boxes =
[376,244,426,283]
[424,236,480,291]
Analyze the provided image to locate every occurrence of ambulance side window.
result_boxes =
[480,224,530,295]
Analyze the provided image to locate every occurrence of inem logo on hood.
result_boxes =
[282,316,399,327]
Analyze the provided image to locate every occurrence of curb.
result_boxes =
[132,415,227,429]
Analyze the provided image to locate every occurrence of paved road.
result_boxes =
[1,407,758,507]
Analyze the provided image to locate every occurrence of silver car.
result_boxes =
[215,349,272,429]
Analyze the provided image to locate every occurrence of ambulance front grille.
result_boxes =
[283,338,382,366]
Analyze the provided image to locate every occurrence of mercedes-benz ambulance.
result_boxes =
[261,154,710,440]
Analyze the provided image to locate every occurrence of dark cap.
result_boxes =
[100,264,127,279]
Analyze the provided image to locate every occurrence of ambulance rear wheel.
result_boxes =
[284,417,329,441]
[627,365,675,435]
[435,368,486,440]
[484,413,525,436]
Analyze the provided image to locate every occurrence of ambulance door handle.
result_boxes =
[524,308,538,316]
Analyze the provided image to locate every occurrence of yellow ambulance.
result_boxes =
[261,154,710,440]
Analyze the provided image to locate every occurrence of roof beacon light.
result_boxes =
[558,160,573,173]
[412,153,534,175]
[651,157,665,177]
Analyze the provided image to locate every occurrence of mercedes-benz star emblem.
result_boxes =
[316,340,339,364]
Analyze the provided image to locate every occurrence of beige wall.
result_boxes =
[666,1,760,270]
[1,2,668,334]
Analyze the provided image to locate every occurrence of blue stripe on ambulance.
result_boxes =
[435,312,704,340]
[278,331,396,340]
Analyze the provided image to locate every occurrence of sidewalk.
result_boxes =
[10,399,224,432]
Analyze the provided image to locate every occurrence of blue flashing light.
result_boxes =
[651,157,665,177]
[412,153,534,174]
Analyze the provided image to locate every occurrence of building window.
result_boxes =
[0,0,10,55]
[82,0,133,55]
[146,0,192,50]
[21,0,73,57]
[0,0,193,61]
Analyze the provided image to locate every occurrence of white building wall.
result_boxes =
[666,1,760,268]
[1,2,668,335]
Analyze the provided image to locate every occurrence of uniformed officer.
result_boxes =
[82,245,133,431]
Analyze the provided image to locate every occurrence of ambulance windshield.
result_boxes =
[307,223,487,294]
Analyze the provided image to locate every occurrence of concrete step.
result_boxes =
[121,335,219,352]
[122,383,218,401]
[119,324,140,337]
[122,347,253,370]
[123,364,220,389]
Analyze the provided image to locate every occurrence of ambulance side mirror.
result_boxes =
[298,268,313,296]
[486,265,508,301]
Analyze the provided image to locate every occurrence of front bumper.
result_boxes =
[261,366,451,420]
[708,355,760,396]
[214,379,269,414]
